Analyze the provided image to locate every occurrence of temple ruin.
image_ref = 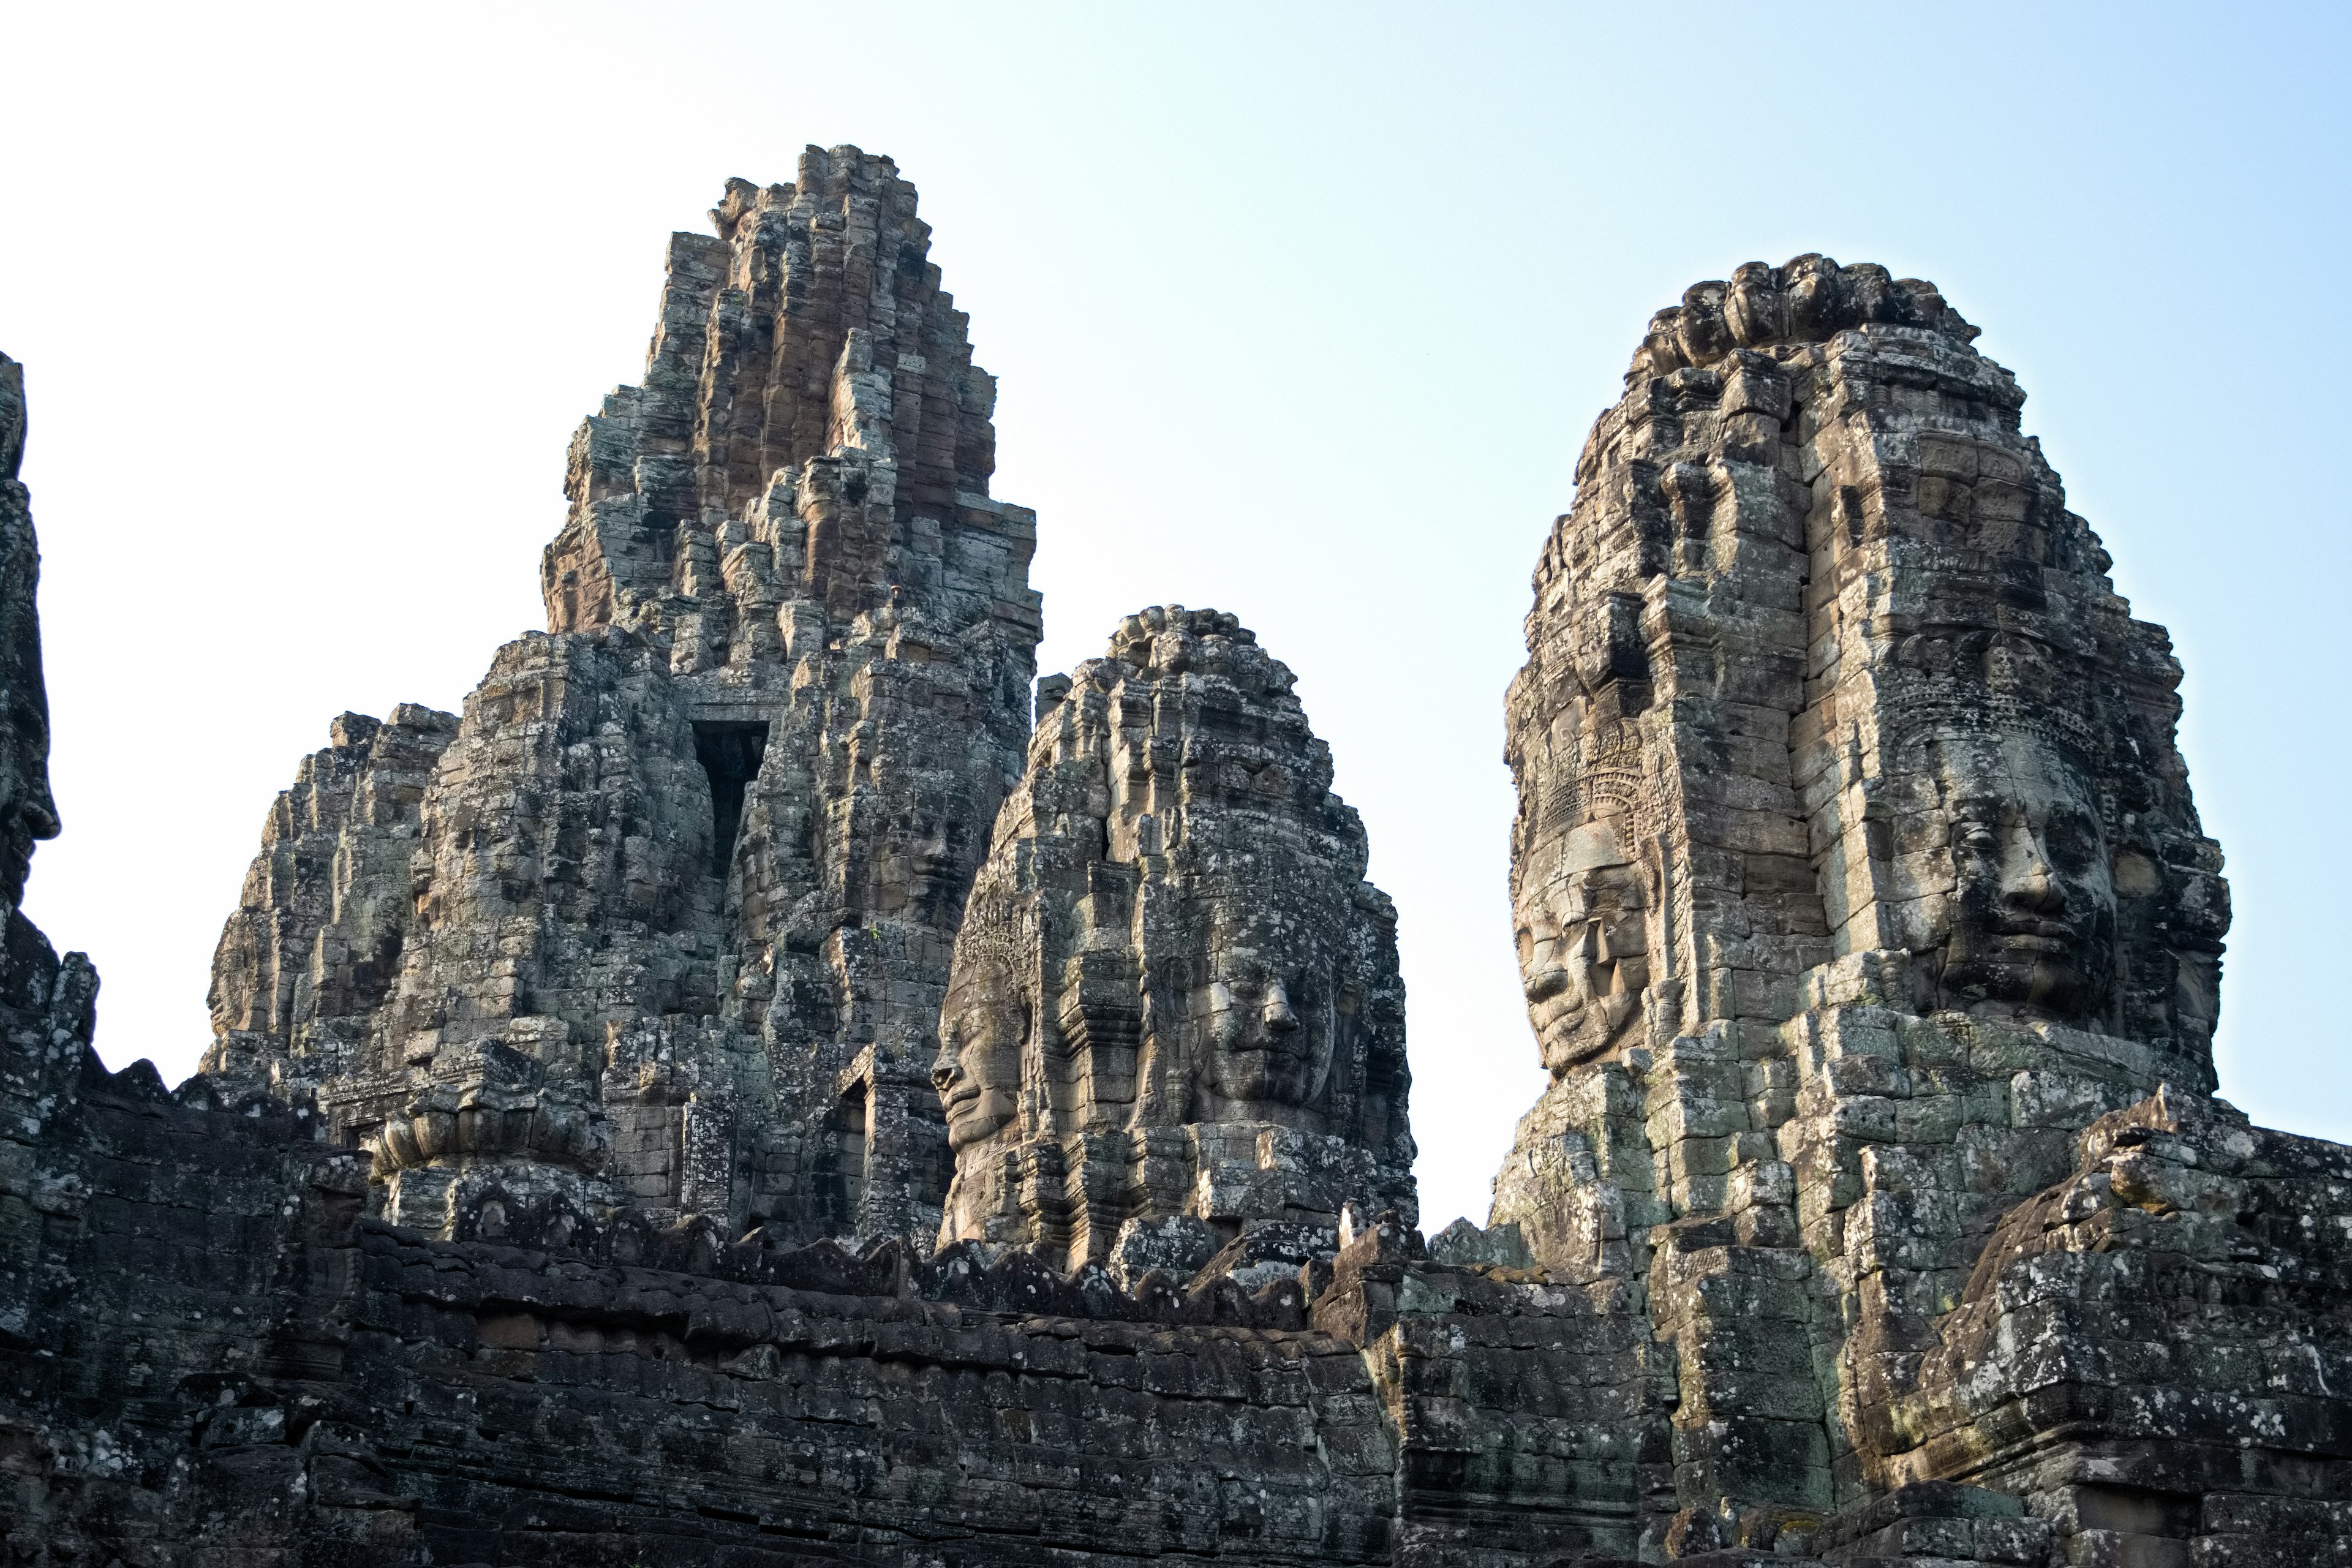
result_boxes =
[1,154,2344,1565]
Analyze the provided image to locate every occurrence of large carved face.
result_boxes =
[1516,816,1650,1074]
[930,971,1025,1153]
[1928,731,2116,1023]
[1194,924,1336,1110]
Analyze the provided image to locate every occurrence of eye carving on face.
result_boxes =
[1514,816,1650,1076]
[1931,733,2116,1023]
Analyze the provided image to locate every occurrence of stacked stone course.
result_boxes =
[935,605,1417,1275]
[1488,255,2345,1560]
[1,184,2346,1566]
[205,146,1041,1251]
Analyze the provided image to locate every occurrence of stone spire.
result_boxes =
[540,146,1016,642]
[204,148,1041,1248]
[934,606,1415,1273]
[0,353,104,1354]
[1490,257,2230,1525]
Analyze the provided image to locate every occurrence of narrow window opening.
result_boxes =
[691,720,770,877]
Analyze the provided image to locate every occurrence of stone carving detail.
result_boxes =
[1492,257,2277,1540]
[5,217,2346,1566]
[1507,255,2224,1078]
[204,706,459,1099]
[935,606,1414,1270]
[203,148,1040,1245]
[1888,1087,2352,1521]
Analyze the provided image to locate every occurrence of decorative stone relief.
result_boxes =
[1493,255,2251,1531]
[202,148,1040,1245]
[935,606,1415,1270]
[1,194,2339,1568]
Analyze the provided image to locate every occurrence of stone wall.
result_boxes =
[3,1027,1657,1565]
[1,200,2346,1565]
[24,1017,2293,1566]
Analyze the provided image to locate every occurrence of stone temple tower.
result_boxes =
[204,147,1041,1248]
[1491,257,2233,1531]
[11,214,2351,1568]
[933,606,1416,1276]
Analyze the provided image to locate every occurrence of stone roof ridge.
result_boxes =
[1624,254,1983,385]
[365,1200,1298,1324]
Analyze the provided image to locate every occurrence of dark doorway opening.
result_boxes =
[811,1085,869,1236]
[691,720,770,877]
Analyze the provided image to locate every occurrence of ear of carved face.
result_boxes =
[931,974,1025,1153]
[1927,732,2116,1023]
[1515,817,1650,1074]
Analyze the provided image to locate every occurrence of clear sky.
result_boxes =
[4,2,2347,1233]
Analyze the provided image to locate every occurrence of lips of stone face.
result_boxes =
[1199,944,1332,1109]
[930,979,1025,1152]
[1515,817,1650,1075]
[1930,731,2117,1023]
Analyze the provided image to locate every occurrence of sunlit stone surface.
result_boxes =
[0,208,2343,1564]
[934,605,1415,1273]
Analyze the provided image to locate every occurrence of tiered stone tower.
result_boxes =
[935,605,1416,1274]
[1487,257,2290,1549]
[4,197,2346,1566]
[204,147,1041,1247]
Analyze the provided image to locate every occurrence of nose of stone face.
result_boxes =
[2009,848,2065,913]
[1264,986,1298,1033]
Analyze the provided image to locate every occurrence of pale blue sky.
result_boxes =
[4,2,2346,1230]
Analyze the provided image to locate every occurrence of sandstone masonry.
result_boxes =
[204,146,1041,1251]
[1483,256,2342,1557]
[935,605,1416,1276]
[1,176,2346,1567]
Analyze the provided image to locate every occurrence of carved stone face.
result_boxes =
[1197,942,1331,1108]
[1517,818,1650,1074]
[1928,731,2115,1022]
[930,974,1025,1153]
